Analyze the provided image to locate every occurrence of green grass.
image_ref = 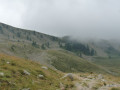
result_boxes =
[111,87,120,90]
[0,41,106,74]
[92,57,120,75]
[47,50,106,73]
[0,40,119,76]
[0,53,73,90]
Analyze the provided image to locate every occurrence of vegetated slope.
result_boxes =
[1,22,120,76]
[61,36,96,56]
[91,39,120,57]
[88,40,120,76]
[1,53,120,90]
[0,22,60,49]
[0,40,107,74]
[0,23,96,57]
[0,53,73,90]
[0,22,104,73]
[47,50,106,73]
[92,57,120,76]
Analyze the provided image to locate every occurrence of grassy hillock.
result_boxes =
[0,53,73,90]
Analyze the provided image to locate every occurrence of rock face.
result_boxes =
[41,66,48,70]
[23,70,30,75]
[61,73,74,81]
[0,72,4,77]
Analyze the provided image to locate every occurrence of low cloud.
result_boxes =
[0,0,120,39]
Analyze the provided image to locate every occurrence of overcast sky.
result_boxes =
[0,0,120,39]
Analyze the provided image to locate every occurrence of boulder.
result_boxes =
[23,70,30,75]
[0,72,4,77]
[38,74,44,79]
[41,66,48,70]
[6,61,10,64]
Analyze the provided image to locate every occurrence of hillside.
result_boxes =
[0,23,107,74]
[0,40,106,74]
[0,22,60,49]
[47,50,106,73]
[0,53,74,90]
[1,22,120,76]
[1,53,120,90]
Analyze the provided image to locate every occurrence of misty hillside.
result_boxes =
[2,0,120,89]
[0,22,61,49]
[0,23,96,56]
[0,22,97,58]
[2,22,119,57]
[1,22,120,76]
[1,23,120,90]
[0,24,95,64]
[0,23,104,73]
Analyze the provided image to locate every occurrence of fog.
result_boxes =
[0,0,120,39]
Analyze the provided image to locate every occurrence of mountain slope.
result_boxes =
[0,23,107,74]
[0,22,60,49]
[0,40,107,74]
[0,22,120,76]
[1,53,120,90]
[0,53,73,90]
[47,50,106,73]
